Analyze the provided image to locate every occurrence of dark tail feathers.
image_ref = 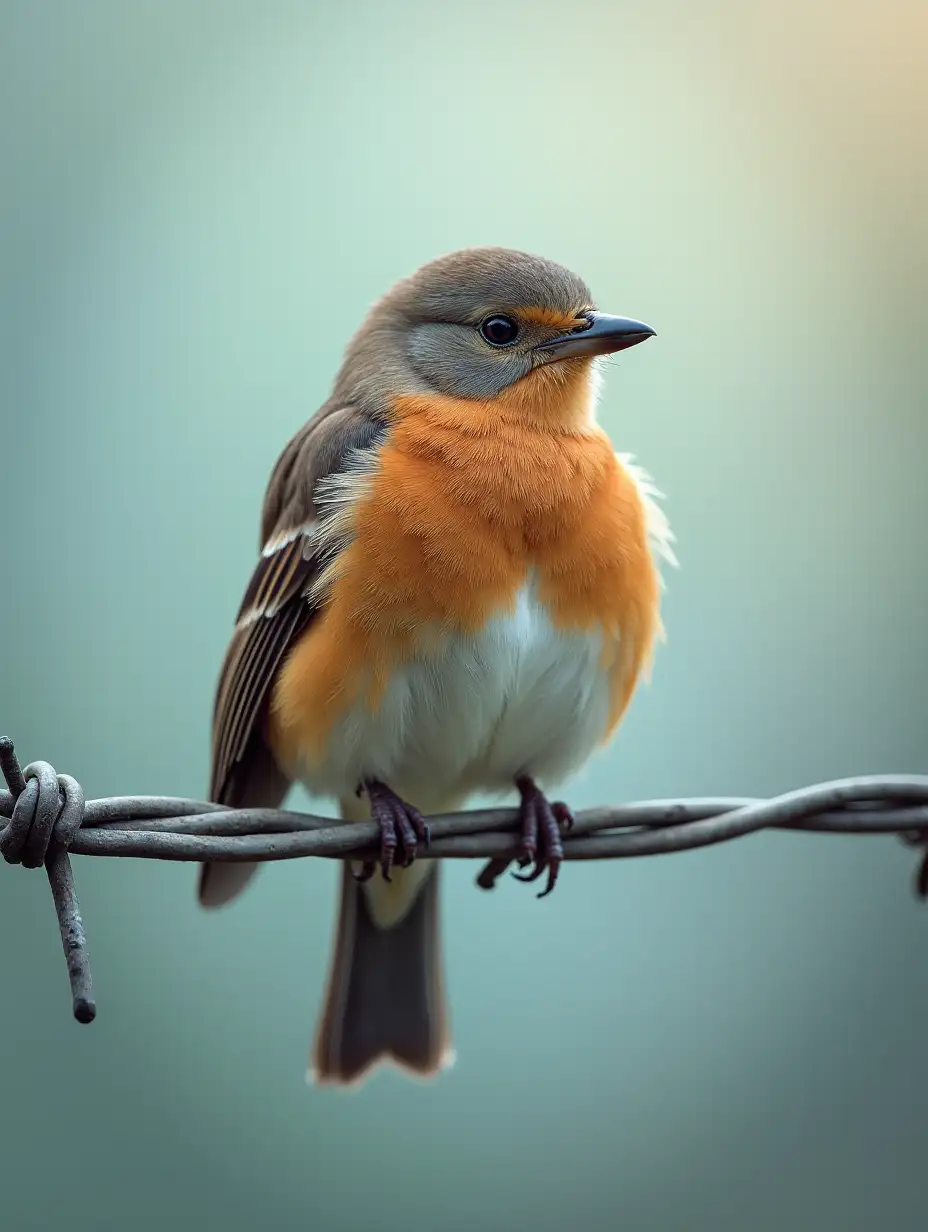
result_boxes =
[311,863,450,1086]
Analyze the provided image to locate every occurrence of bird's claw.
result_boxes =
[511,777,573,898]
[363,779,430,881]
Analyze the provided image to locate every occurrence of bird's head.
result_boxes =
[334,247,654,428]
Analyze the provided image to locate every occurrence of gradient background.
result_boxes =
[2,2,926,1229]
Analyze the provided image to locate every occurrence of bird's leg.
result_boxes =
[360,779,431,882]
[512,775,574,899]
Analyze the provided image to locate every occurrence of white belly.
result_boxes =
[300,582,612,809]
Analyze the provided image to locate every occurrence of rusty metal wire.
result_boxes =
[3,735,928,1026]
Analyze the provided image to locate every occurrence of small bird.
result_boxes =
[201,247,674,1086]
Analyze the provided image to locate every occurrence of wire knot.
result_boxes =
[0,740,85,868]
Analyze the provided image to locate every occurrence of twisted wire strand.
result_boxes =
[0,740,94,1022]
[3,736,927,1025]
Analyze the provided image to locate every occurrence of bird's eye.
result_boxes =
[480,315,520,347]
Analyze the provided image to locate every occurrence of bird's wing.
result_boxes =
[209,402,386,807]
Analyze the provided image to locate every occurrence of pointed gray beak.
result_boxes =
[534,311,656,361]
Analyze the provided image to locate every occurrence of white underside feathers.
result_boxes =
[297,578,612,806]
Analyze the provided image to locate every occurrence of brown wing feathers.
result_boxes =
[209,538,317,802]
[208,404,385,809]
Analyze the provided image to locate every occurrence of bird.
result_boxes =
[200,246,675,1087]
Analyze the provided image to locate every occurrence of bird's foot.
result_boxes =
[355,779,430,883]
[512,775,574,899]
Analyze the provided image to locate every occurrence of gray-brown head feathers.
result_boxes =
[332,247,596,411]
[385,247,593,322]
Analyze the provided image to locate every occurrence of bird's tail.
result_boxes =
[309,796,453,1087]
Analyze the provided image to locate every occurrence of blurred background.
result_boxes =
[2,1,926,1228]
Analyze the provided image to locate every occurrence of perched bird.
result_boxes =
[201,247,674,1086]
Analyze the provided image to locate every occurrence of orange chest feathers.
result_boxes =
[269,381,663,775]
[347,392,660,646]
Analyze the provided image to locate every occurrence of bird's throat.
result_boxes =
[497,356,600,431]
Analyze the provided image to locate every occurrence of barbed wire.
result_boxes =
[3,736,928,1026]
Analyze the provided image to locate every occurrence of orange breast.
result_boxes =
[269,363,661,772]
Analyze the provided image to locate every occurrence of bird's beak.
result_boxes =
[534,311,656,362]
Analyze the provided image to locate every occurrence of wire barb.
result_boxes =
[2,736,927,1025]
[0,739,94,1023]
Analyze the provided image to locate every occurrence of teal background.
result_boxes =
[2,2,926,1229]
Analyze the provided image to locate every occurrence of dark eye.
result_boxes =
[480,315,520,347]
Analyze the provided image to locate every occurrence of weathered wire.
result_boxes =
[3,736,927,1025]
